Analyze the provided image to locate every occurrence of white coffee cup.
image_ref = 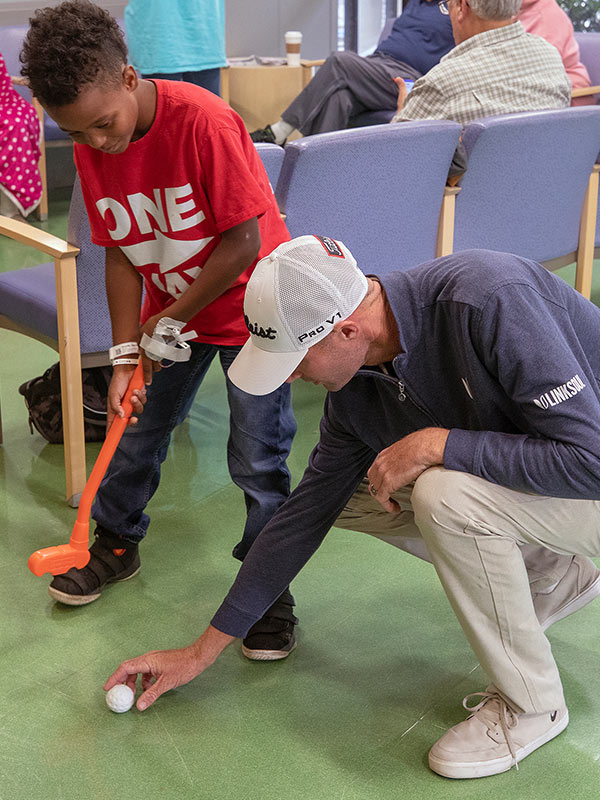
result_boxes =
[285,31,302,67]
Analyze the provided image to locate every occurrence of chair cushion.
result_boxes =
[0,262,58,340]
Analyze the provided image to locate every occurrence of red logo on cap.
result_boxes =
[314,235,345,258]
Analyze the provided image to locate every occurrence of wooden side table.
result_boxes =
[220,61,320,132]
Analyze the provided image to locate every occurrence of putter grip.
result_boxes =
[76,361,145,524]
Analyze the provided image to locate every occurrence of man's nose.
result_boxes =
[285,370,301,384]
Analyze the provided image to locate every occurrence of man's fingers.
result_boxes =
[378,497,402,513]
[137,676,170,711]
[104,657,150,691]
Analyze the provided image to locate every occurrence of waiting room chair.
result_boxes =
[275,120,461,274]
[451,107,600,299]
[0,176,112,506]
[573,32,600,100]
[254,143,285,191]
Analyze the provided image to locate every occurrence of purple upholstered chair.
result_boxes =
[452,107,600,298]
[0,176,112,505]
[276,119,461,274]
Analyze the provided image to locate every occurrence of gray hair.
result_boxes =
[468,0,521,20]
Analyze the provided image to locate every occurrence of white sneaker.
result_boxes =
[428,690,568,779]
[533,555,600,631]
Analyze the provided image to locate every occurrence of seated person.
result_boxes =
[518,0,594,106]
[0,53,42,218]
[250,0,454,144]
[393,0,570,126]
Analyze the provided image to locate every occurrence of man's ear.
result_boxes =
[123,64,139,93]
[334,319,359,341]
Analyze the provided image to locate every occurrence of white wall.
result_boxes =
[225,0,338,60]
[0,0,338,59]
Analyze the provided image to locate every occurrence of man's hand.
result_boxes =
[107,365,147,429]
[394,76,408,113]
[367,428,449,512]
[104,626,235,711]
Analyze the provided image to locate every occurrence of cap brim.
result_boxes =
[227,337,306,396]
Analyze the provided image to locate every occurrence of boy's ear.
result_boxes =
[122,65,139,93]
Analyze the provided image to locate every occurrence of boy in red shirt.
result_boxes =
[21,0,298,660]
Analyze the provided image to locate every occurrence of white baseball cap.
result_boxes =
[228,235,368,395]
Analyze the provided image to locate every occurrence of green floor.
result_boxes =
[1,190,600,799]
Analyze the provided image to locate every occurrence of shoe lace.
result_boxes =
[462,691,520,770]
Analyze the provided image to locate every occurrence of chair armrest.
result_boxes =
[572,85,600,98]
[0,215,79,259]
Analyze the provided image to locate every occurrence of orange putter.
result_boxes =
[28,362,145,577]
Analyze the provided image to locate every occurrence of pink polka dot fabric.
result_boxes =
[0,52,42,216]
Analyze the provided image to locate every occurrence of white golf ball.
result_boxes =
[106,684,135,713]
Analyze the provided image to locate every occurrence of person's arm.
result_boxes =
[443,282,600,499]
[145,216,260,327]
[104,625,235,711]
[394,76,408,114]
[139,216,260,380]
[105,246,146,427]
[366,427,449,511]
[105,394,377,707]
[391,79,445,123]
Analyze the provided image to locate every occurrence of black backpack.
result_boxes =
[18,362,112,443]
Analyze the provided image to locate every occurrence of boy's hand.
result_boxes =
[139,313,170,385]
[107,365,147,429]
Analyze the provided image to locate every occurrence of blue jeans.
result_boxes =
[92,343,296,561]
[143,69,221,96]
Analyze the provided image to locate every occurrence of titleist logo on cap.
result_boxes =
[314,235,345,258]
[245,314,277,340]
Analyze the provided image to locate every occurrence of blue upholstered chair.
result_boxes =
[574,32,600,94]
[253,143,285,192]
[451,107,600,298]
[276,120,462,274]
[0,176,112,505]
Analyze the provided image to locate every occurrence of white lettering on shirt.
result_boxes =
[96,197,132,240]
[127,189,168,235]
[532,374,586,409]
[165,184,205,231]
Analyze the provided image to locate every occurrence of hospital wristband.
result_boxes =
[108,342,140,362]
[111,357,140,366]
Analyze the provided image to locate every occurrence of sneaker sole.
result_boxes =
[541,573,600,631]
[241,640,297,661]
[47,566,141,606]
[428,710,569,779]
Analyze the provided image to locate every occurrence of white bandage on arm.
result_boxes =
[140,317,197,363]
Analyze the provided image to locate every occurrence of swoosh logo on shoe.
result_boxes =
[550,711,557,721]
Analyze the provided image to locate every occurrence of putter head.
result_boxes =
[28,544,91,577]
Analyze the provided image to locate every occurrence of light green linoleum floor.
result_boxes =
[1,189,600,799]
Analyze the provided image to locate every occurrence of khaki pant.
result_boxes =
[336,470,600,713]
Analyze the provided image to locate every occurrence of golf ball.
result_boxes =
[106,684,135,713]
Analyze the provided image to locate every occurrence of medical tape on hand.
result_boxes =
[140,317,197,363]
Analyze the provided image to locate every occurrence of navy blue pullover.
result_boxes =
[212,250,600,638]
[377,0,454,76]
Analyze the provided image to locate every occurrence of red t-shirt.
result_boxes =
[74,80,290,345]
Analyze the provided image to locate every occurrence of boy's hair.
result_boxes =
[20,0,128,107]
